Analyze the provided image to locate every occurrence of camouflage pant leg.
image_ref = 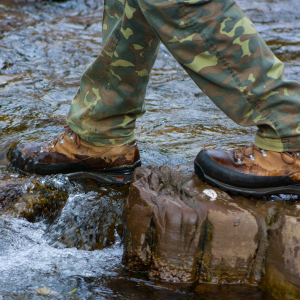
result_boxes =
[68,0,300,151]
[67,0,160,146]
[138,0,300,152]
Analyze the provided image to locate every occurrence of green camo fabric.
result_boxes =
[67,0,300,152]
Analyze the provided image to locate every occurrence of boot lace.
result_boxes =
[233,144,298,165]
[41,125,80,153]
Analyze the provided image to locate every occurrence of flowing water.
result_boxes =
[1,0,300,298]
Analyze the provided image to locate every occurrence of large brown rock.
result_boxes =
[123,163,300,299]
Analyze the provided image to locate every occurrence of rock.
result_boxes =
[45,183,129,250]
[34,287,59,295]
[0,177,24,211]
[10,176,69,223]
[0,173,128,251]
[123,163,300,299]
[0,174,69,222]
[261,213,300,299]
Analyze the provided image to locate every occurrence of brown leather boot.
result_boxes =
[194,144,300,197]
[10,125,141,185]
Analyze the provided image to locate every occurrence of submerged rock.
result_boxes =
[0,174,72,222]
[8,175,70,223]
[123,163,300,299]
[45,183,128,250]
[0,174,127,251]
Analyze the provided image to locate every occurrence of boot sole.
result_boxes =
[14,160,141,186]
[194,161,300,197]
[65,160,141,186]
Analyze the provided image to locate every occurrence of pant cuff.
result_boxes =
[67,122,137,147]
[255,135,300,152]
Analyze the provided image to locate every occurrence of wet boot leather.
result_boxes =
[10,126,141,185]
[194,145,300,197]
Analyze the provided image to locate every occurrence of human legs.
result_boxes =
[11,0,300,193]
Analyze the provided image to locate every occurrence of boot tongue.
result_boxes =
[244,147,253,156]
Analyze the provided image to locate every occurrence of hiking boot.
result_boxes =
[10,125,141,185]
[194,144,300,197]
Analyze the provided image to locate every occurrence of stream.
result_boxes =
[1,0,300,298]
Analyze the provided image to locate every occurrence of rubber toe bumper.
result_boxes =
[194,149,300,197]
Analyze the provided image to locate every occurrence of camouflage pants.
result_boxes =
[67,0,300,152]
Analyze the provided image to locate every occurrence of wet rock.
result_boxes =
[123,163,300,299]
[123,163,263,283]
[0,177,24,211]
[0,172,128,251]
[3,175,70,223]
[261,213,300,299]
[46,183,128,250]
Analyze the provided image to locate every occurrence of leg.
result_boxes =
[137,0,300,152]
[67,0,160,146]
[136,0,300,196]
[10,0,160,185]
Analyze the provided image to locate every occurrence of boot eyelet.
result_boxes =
[297,152,299,157]
[261,150,267,158]
[60,139,64,144]
[249,154,255,161]
[236,158,243,164]
[69,135,73,140]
